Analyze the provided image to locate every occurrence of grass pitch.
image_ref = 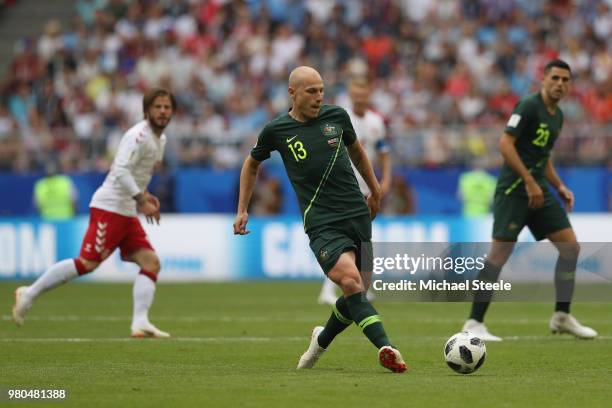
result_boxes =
[1,282,610,407]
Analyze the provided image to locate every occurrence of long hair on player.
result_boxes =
[142,87,177,119]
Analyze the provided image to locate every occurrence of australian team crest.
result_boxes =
[322,123,340,148]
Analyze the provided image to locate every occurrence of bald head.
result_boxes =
[288,66,322,89]
[287,66,324,122]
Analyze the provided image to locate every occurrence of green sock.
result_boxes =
[317,296,353,349]
[345,292,392,349]
[555,255,577,313]
[469,261,502,322]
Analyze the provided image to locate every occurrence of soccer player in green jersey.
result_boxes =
[233,66,407,373]
[462,60,597,340]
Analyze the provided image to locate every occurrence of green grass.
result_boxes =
[1,282,611,407]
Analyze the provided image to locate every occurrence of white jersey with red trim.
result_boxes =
[90,120,166,216]
[346,107,389,194]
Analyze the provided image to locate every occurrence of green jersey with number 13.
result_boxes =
[251,104,370,232]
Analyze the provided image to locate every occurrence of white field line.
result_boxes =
[2,315,610,325]
[0,336,610,343]
[0,336,298,343]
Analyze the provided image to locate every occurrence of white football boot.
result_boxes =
[549,312,597,339]
[462,319,502,342]
[131,321,170,338]
[297,326,325,369]
[378,346,407,373]
[12,286,33,327]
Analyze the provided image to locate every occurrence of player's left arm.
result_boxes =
[134,191,161,225]
[233,155,262,235]
[347,141,381,219]
[114,134,161,223]
[374,115,392,196]
[544,157,574,212]
[377,148,391,196]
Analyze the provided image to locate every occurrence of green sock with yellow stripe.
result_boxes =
[345,292,392,349]
[317,296,353,349]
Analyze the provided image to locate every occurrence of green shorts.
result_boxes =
[307,214,372,275]
[492,191,572,241]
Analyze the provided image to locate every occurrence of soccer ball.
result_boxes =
[444,331,486,374]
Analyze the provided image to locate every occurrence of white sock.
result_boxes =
[321,278,337,296]
[27,259,78,300]
[132,273,156,327]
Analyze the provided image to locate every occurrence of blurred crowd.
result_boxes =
[0,0,611,174]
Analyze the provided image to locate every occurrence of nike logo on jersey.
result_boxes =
[286,135,298,143]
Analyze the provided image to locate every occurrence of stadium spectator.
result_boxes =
[7,38,43,85]
[8,81,35,128]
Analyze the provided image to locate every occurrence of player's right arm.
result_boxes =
[502,100,544,209]
[234,124,273,235]
[234,155,261,235]
[499,132,544,209]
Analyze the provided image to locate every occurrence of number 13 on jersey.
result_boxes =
[287,136,307,162]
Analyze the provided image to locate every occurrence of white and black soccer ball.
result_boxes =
[444,331,486,374]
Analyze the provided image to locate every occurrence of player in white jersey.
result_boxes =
[12,88,176,338]
[318,77,391,304]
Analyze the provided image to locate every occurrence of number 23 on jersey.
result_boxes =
[533,123,550,147]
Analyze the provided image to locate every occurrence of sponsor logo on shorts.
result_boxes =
[319,249,329,261]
